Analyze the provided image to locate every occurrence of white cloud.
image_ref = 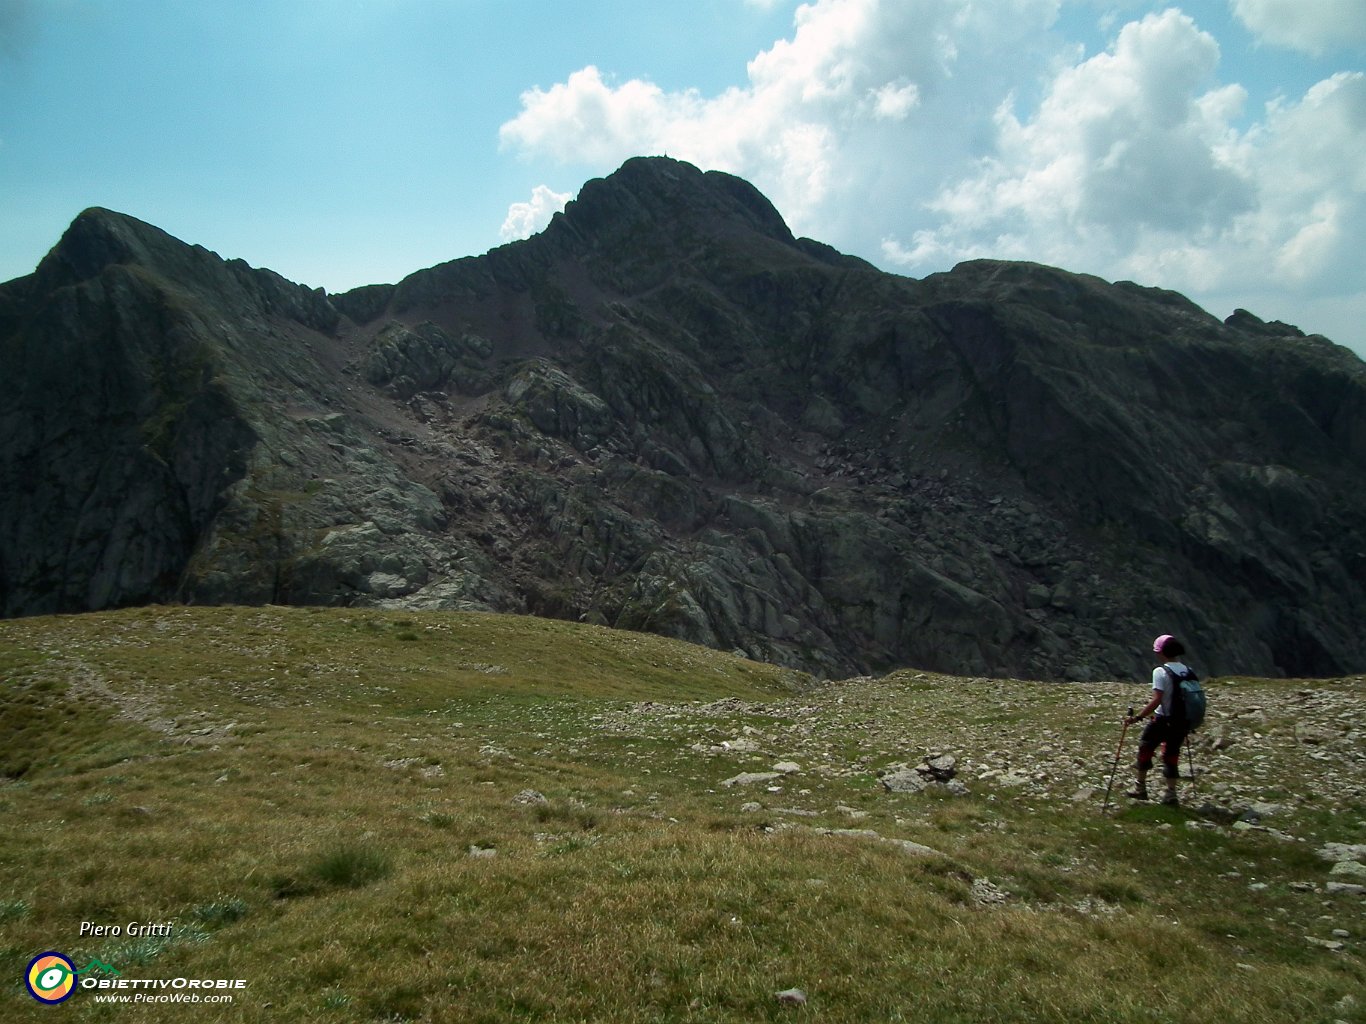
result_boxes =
[1230,0,1366,56]
[887,12,1366,335]
[894,11,1255,269]
[499,0,1064,230]
[499,184,571,242]
[869,80,921,120]
[499,67,690,167]
[1231,72,1366,291]
[497,0,1366,353]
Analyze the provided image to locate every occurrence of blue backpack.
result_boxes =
[1164,666,1207,730]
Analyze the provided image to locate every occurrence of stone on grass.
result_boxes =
[971,878,1010,905]
[722,772,782,788]
[1328,861,1366,881]
[919,754,957,781]
[722,737,761,753]
[880,768,927,794]
[1305,936,1345,952]
[1319,843,1366,863]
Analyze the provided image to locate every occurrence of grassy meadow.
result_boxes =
[1,605,1362,1022]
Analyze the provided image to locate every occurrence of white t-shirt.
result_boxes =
[1151,661,1191,718]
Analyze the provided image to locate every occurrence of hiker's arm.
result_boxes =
[1127,690,1163,725]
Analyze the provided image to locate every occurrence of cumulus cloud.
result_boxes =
[499,184,571,242]
[892,11,1254,270]
[1231,72,1366,290]
[888,11,1366,312]
[499,0,1063,230]
[498,0,1366,350]
[1230,0,1366,56]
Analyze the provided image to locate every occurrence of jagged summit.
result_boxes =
[542,156,875,274]
[348,156,869,325]
[551,156,797,248]
[2,159,1365,680]
[34,207,214,289]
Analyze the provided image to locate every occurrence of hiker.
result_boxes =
[1124,634,1194,805]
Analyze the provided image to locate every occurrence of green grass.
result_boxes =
[0,606,1361,1022]
[274,843,394,897]
[189,898,249,927]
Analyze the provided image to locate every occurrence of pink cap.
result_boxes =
[1153,634,1176,655]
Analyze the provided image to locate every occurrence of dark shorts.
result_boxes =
[1136,717,1188,778]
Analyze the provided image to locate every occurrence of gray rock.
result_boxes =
[918,754,957,781]
[1240,801,1283,821]
[887,837,942,857]
[721,772,782,788]
[1305,936,1345,952]
[1328,861,1366,881]
[1296,723,1338,746]
[1319,843,1366,863]
[971,878,1010,905]
[721,737,761,753]
[880,769,928,794]
[819,828,942,858]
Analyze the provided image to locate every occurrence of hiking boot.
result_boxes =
[1126,770,1149,800]
[1161,778,1180,805]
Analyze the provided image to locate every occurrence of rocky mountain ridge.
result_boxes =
[3,156,1364,681]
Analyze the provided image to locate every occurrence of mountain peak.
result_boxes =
[38,208,164,282]
[552,156,797,251]
[34,207,228,292]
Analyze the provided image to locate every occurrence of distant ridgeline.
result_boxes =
[2,157,1364,681]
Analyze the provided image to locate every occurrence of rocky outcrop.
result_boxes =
[3,160,1365,681]
[0,220,259,615]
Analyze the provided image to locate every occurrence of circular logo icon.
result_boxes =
[26,952,77,1003]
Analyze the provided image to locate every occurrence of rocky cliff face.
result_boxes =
[3,157,1364,681]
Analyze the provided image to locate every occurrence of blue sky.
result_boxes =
[3,1,1364,356]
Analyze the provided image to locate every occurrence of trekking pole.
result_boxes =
[1184,733,1199,799]
[1101,706,1135,814]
